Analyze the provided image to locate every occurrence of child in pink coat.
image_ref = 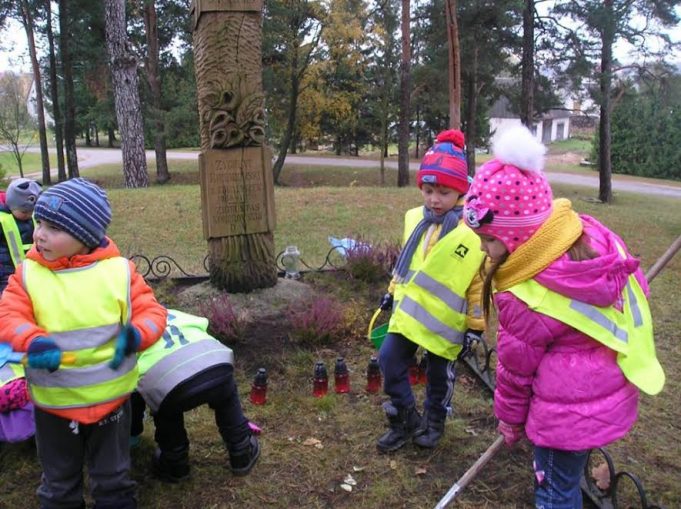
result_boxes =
[463,126,665,509]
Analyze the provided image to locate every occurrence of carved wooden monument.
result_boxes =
[191,0,277,292]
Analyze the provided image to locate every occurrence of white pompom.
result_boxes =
[491,125,546,173]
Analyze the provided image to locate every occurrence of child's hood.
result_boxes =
[534,215,641,308]
[27,237,121,270]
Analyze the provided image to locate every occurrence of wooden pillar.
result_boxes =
[191,0,277,292]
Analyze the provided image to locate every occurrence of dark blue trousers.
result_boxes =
[131,365,249,453]
[378,332,456,420]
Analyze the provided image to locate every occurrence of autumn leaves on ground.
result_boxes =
[1,153,680,508]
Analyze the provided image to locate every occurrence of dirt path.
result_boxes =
[20,146,681,199]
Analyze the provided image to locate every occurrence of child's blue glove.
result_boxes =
[110,325,141,370]
[27,337,62,372]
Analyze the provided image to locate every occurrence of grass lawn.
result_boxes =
[1,162,680,508]
[0,151,58,178]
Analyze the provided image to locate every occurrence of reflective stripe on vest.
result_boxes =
[506,275,665,396]
[0,363,24,385]
[23,257,139,409]
[137,309,234,412]
[0,211,33,268]
[389,207,484,360]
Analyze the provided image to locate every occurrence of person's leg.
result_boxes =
[206,366,259,475]
[376,333,421,452]
[151,400,190,482]
[128,392,145,448]
[34,408,86,509]
[86,401,137,509]
[414,351,455,448]
[533,446,589,509]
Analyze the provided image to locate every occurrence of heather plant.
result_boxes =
[343,237,401,283]
[199,293,247,343]
[286,295,345,346]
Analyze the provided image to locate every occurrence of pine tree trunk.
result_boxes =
[272,45,300,184]
[44,0,66,182]
[19,0,51,185]
[520,0,535,128]
[58,0,79,179]
[598,0,614,203]
[464,46,478,174]
[445,0,460,129]
[397,0,411,188]
[143,0,170,184]
[105,0,149,188]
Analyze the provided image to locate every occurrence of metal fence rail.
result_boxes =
[128,252,665,508]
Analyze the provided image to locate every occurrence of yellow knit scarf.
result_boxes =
[494,198,583,292]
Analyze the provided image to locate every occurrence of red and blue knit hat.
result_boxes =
[417,130,469,195]
[34,178,112,248]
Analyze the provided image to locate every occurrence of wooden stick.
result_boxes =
[645,233,681,283]
[433,435,505,509]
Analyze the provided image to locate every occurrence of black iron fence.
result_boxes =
[129,252,664,508]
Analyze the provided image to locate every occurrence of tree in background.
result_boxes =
[444,0,460,128]
[58,0,79,178]
[42,0,66,181]
[141,0,170,184]
[598,65,681,180]
[366,0,400,184]
[18,0,51,184]
[104,0,148,187]
[554,0,680,203]
[0,72,36,177]
[396,0,411,187]
[264,0,325,184]
[318,0,370,156]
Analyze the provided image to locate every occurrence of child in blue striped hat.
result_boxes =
[375,130,486,452]
[0,177,167,509]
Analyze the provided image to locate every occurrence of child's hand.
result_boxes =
[27,337,62,372]
[110,325,141,370]
[497,420,524,447]
[379,293,394,311]
[458,329,483,360]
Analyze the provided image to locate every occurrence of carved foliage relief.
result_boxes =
[194,12,265,149]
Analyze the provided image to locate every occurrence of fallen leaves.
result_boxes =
[591,462,611,491]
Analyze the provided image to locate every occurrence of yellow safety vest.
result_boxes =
[23,257,139,409]
[0,211,34,268]
[137,309,234,412]
[0,362,24,386]
[506,274,665,396]
[389,207,485,360]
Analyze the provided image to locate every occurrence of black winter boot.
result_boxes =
[376,403,421,453]
[413,411,446,449]
[152,445,190,483]
[229,434,260,476]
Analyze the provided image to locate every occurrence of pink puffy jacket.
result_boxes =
[494,215,647,451]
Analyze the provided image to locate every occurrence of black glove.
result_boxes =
[458,329,483,361]
[379,293,394,311]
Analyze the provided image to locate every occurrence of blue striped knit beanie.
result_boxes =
[34,178,112,248]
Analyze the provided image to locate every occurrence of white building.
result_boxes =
[489,95,571,144]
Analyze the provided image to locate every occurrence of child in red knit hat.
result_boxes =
[375,130,486,452]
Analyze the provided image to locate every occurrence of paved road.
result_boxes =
[18,146,681,199]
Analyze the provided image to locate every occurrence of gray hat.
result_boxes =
[6,178,42,212]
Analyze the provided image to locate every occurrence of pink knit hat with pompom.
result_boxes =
[464,126,552,253]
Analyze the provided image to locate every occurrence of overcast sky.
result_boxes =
[1,9,679,74]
